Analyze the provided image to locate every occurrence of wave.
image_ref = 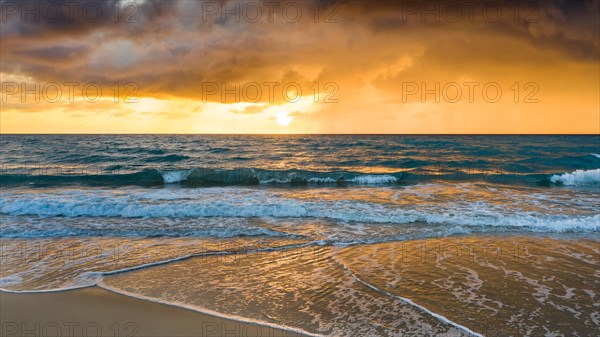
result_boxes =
[550,169,600,186]
[349,175,397,184]
[0,220,297,239]
[1,166,594,188]
[143,154,190,163]
[0,241,319,294]
[0,168,404,187]
[1,189,598,233]
[208,147,231,153]
[0,169,165,187]
[159,169,191,183]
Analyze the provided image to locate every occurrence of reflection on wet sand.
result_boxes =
[95,235,599,336]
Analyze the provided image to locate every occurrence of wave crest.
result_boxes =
[550,169,600,186]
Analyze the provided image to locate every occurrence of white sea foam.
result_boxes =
[550,169,600,186]
[333,257,484,337]
[1,188,598,233]
[159,169,192,183]
[590,154,600,159]
[307,177,338,183]
[348,175,397,184]
[260,174,397,185]
[0,275,23,287]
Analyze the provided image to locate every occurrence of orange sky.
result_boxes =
[1,0,598,133]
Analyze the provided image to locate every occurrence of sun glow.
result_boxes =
[276,110,293,126]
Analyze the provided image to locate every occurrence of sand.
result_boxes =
[0,287,306,337]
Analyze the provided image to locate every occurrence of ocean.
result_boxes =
[1,135,599,336]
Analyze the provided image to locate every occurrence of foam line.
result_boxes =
[0,241,320,293]
[332,257,484,337]
[101,241,319,276]
[0,285,321,337]
[0,285,94,294]
[98,284,324,337]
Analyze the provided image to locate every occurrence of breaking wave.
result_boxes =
[550,169,600,186]
[1,167,596,188]
[1,188,598,234]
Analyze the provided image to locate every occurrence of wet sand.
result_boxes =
[2,234,598,336]
[0,287,306,337]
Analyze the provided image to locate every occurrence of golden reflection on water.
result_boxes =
[276,182,594,215]
[97,235,600,336]
[338,236,600,336]
[3,234,598,336]
[0,236,308,291]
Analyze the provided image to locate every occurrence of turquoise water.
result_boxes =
[1,135,599,187]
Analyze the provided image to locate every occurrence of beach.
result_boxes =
[2,0,599,334]
[1,287,306,337]
[2,233,598,336]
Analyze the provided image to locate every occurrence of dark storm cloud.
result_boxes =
[14,45,89,62]
[363,0,599,60]
[1,0,598,104]
[0,0,178,37]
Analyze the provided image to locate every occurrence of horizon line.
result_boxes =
[1,133,598,136]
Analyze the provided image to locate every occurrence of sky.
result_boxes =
[1,0,599,134]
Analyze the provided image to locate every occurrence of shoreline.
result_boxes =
[2,233,598,336]
[0,286,309,337]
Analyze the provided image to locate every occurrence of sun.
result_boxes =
[276,110,293,126]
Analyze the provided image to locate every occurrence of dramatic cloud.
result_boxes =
[1,0,598,133]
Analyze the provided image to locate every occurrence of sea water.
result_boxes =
[1,135,598,336]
